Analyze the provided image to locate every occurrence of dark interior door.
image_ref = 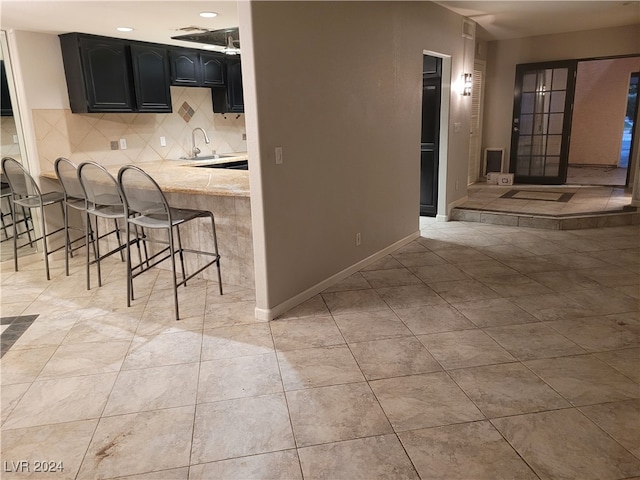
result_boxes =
[420,55,442,217]
[510,60,577,184]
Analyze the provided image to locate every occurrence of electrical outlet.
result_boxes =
[355,232,361,246]
[12,135,18,144]
[242,133,247,140]
[110,141,119,150]
[160,136,166,147]
[119,138,127,150]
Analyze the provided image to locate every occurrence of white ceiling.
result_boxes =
[437,1,640,40]
[0,0,638,45]
[0,1,241,49]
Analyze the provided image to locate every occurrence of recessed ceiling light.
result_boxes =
[199,12,218,18]
[117,27,134,32]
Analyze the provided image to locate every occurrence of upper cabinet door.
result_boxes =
[170,49,200,86]
[131,44,172,113]
[200,53,225,87]
[170,49,226,87]
[226,57,244,112]
[212,56,244,113]
[79,36,135,112]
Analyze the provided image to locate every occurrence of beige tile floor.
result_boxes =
[461,183,633,216]
[1,218,639,479]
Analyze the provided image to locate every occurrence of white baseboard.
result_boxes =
[437,195,470,222]
[254,230,420,321]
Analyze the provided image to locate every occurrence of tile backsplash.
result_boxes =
[32,86,246,172]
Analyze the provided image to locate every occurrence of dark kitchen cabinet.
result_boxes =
[1,61,13,116]
[170,49,225,87]
[170,49,199,86]
[201,53,226,86]
[213,56,244,113]
[59,33,171,113]
[130,44,172,112]
[60,33,135,112]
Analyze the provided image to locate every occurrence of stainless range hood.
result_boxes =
[171,27,240,54]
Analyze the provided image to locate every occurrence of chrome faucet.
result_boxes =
[191,127,210,158]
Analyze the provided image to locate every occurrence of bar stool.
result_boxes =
[1,156,65,280]
[77,161,129,290]
[0,181,10,239]
[118,164,222,320]
[54,157,92,276]
[0,185,34,245]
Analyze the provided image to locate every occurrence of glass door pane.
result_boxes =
[510,60,577,184]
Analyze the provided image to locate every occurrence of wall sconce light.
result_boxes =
[462,73,473,96]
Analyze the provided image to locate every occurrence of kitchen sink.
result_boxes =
[194,160,248,170]
[181,154,234,160]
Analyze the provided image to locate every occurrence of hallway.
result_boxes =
[1,217,639,479]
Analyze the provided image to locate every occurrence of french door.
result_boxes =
[510,60,577,184]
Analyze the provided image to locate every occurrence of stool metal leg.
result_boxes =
[40,201,51,281]
[114,218,125,262]
[210,214,223,295]
[64,203,70,276]
[176,224,187,286]
[169,226,179,320]
[95,217,102,287]
[85,212,92,290]
[23,207,34,246]
[10,198,18,272]
[126,220,133,306]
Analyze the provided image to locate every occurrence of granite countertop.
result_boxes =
[41,152,250,198]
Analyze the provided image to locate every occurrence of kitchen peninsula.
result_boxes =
[41,153,253,290]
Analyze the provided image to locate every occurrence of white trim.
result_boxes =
[1,30,44,248]
[462,18,476,40]
[423,50,452,221]
[482,147,505,176]
[434,194,470,222]
[254,230,421,321]
[447,194,469,217]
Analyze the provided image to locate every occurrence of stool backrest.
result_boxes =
[1,157,41,198]
[118,165,171,220]
[77,162,125,209]
[54,157,85,200]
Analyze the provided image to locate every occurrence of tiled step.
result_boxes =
[450,206,640,230]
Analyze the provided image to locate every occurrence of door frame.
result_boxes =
[420,54,442,217]
[422,50,451,221]
[625,71,639,187]
[468,59,486,185]
[509,59,578,185]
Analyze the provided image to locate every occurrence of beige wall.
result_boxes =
[483,24,640,167]
[241,1,472,317]
[569,57,640,166]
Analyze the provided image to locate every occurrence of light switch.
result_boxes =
[275,146,283,165]
[160,136,166,147]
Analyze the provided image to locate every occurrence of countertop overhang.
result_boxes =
[40,153,250,198]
